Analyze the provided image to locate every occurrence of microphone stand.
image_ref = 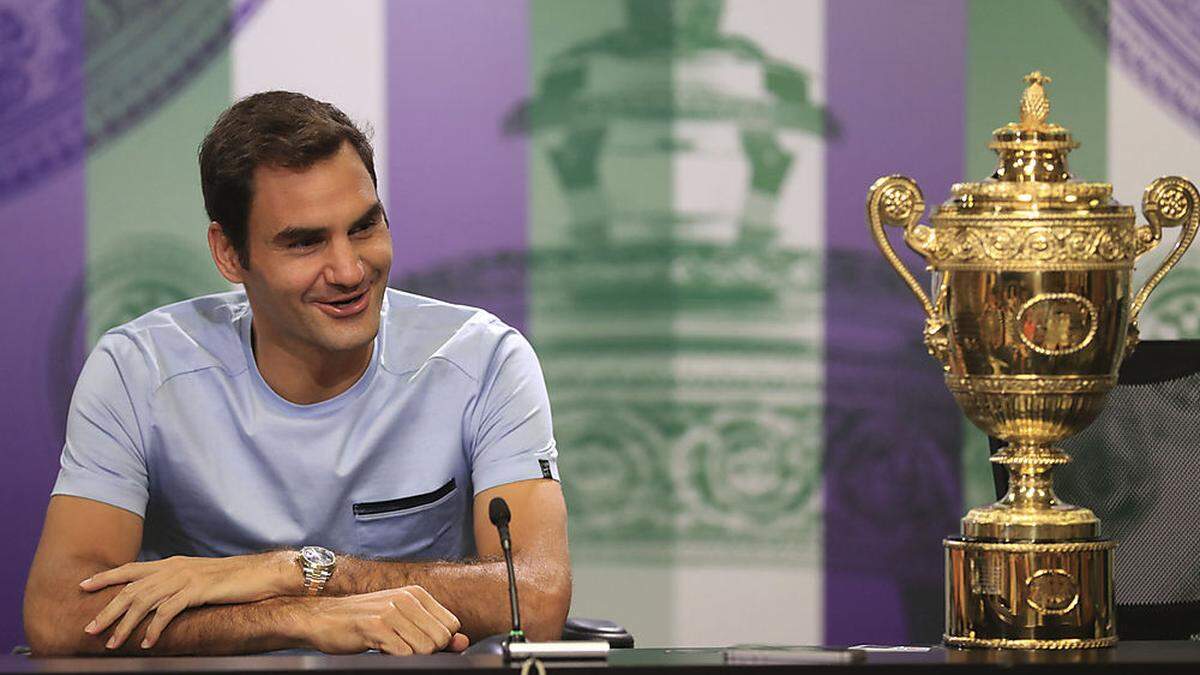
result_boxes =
[499,525,525,644]
[462,498,608,661]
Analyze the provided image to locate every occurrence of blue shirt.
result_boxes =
[52,289,559,561]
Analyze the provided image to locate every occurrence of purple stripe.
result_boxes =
[823,0,966,645]
[386,0,530,332]
[0,8,86,649]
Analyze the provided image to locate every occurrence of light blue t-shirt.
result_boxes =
[52,289,559,561]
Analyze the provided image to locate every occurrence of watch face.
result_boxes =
[301,546,335,567]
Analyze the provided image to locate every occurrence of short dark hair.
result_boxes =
[199,91,378,267]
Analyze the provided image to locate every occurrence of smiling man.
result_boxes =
[22,92,570,656]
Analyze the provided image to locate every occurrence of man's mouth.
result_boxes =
[314,288,370,318]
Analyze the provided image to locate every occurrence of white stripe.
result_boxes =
[672,564,824,646]
[670,0,825,647]
[720,0,825,253]
[230,0,388,206]
[1107,5,1200,339]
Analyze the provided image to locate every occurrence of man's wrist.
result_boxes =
[266,550,304,596]
[274,596,323,649]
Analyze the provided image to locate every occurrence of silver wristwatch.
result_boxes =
[298,546,336,595]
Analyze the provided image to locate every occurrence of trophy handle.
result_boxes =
[867,175,937,318]
[1130,176,1200,325]
[868,175,952,368]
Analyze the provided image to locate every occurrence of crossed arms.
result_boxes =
[23,478,570,656]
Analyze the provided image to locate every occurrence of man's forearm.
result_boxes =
[25,553,312,656]
[29,580,307,656]
[108,597,309,655]
[327,554,570,641]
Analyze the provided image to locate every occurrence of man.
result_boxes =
[23,92,571,656]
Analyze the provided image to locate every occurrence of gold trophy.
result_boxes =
[867,72,1199,649]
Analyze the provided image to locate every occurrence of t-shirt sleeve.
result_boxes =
[52,333,151,517]
[467,327,559,495]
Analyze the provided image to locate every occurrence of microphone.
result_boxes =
[489,497,524,643]
[489,497,511,540]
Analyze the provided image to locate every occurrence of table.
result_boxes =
[3,642,1200,674]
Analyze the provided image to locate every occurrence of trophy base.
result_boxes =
[944,537,1116,650]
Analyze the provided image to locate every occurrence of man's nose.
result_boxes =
[324,237,366,288]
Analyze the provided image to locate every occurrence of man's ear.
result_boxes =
[208,222,246,284]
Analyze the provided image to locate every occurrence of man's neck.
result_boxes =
[251,324,373,405]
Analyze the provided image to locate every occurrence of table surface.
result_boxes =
[4,642,1200,674]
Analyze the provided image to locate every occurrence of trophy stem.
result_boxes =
[961,444,1099,542]
[994,444,1069,508]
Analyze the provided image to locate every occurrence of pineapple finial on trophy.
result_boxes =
[1019,70,1052,129]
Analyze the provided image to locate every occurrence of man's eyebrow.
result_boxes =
[272,202,383,245]
[349,202,384,230]
[272,225,325,246]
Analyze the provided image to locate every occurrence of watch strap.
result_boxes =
[302,566,332,595]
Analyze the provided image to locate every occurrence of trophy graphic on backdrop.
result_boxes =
[498,0,828,558]
[868,72,1199,649]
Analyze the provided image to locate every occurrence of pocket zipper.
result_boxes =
[352,478,457,517]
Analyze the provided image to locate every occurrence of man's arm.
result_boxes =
[25,495,142,655]
[24,496,311,656]
[328,478,572,641]
[24,496,466,656]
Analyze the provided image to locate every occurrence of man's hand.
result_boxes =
[81,551,297,649]
[301,587,470,655]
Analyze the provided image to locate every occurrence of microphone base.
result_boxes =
[462,634,510,657]
[462,636,610,661]
[508,640,611,661]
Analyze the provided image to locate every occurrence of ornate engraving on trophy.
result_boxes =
[971,554,1004,596]
[1157,186,1191,221]
[1025,569,1080,616]
[1016,293,1098,356]
[881,185,917,221]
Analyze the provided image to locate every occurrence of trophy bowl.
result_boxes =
[867,72,1199,649]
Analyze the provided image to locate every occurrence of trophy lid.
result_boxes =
[942,71,1123,213]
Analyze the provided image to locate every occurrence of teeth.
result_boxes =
[326,292,362,306]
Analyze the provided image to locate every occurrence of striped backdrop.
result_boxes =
[3,0,1200,650]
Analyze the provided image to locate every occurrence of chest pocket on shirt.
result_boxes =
[352,478,464,560]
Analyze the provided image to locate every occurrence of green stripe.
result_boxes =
[960,0,1109,512]
[528,0,679,535]
[966,0,1108,180]
[85,1,233,346]
[528,0,682,643]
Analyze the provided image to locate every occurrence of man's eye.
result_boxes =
[351,221,377,236]
[289,238,320,249]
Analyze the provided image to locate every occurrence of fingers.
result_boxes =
[87,578,182,650]
[402,586,462,636]
[141,594,190,649]
[374,633,415,656]
[393,590,456,651]
[105,582,171,650]
[447,633,470,653]
[360,607,420,656]
[385,601,440,654]
[85,581,141,636]
[80,562,150,591]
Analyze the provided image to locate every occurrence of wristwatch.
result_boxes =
[297,546,337,595]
